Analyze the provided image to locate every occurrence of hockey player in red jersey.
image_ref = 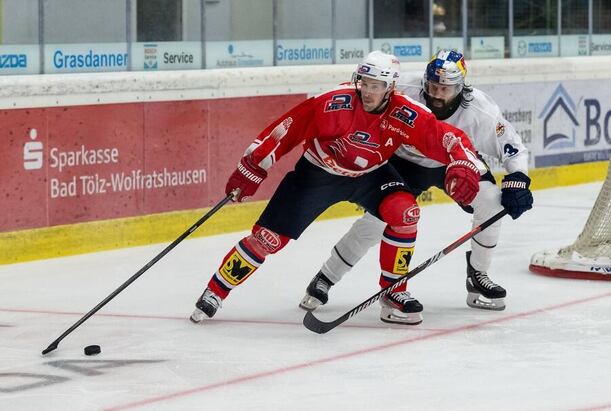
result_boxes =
[190,51,485,325]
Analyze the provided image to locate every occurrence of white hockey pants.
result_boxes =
[320,180,503,283]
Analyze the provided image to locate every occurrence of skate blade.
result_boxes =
[380,308,423,325]
[466,293,505,311]
[189,308,206,323]
[299,294,323,311]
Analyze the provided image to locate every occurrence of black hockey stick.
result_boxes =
[303,209,508,334]
[42,191,237,355]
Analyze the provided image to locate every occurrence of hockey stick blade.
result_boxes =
[303,209,508,334]
[41,191,236,355]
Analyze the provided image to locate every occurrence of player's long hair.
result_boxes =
[459,84,474,108]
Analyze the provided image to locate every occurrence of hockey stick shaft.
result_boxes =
[42,191,236,355]
[303,209,508,334]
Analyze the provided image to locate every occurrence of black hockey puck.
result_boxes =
[84,345,101,356]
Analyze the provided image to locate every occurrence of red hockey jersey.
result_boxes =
[244,85,480,177]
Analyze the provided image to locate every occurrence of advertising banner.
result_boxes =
[479,80,611,170]
[45,42,129,73]
[372,38,429,62]
[0,44,40,75]
[132,41,202,71]
[511,35,559,58]
[560,34,589,57]
[206,40,273,68]
[275,39,333,66]
[590,34,611,56]
[470,36,505,59]
[334,39,369,64]
[0,95,306,232]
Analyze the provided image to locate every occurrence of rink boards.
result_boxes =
[1,58,610,264]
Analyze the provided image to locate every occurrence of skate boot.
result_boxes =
[299,271,334,311]
[465,251,506,311]
[379,290,423,325]
[190,288,222,323]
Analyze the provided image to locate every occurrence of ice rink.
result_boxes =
[1,182,610,411]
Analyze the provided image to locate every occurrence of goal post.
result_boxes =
[529,159,611,281]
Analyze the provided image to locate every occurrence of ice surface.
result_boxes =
[1,182,609,411]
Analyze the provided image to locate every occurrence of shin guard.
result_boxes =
[379,227,417,292]
[378,191,419,292]
[208,225,290,299]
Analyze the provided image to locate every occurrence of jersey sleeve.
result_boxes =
[243,96,318,170]
[492,117,529,174]
[415,113,486,173]
[471,91,529,175]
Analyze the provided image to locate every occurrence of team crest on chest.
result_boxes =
[349,131,379,148]
[324,94,353,112]
[391,105,418,128]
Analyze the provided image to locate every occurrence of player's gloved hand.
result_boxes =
[444,160,480,205]
[225,156,267,202]
[501,171,533,219]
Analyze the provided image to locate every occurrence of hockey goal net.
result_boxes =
[529,159,611,281]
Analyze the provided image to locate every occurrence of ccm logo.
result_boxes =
[381,181,404,190]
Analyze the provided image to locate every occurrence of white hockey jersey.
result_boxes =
[394,72,529,175]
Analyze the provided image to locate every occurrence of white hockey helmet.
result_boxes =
[353,50,400,91]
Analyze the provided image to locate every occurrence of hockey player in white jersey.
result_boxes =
[299,50,533,324]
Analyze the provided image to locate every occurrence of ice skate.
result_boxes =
[465,251,506,311]
[379,290,423,325]
[299,271,334,311]
[190,288,222,323]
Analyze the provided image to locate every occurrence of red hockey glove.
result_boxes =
[444,160,480,205]
[225,156,267,202]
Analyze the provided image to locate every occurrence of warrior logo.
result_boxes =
[391,105,418,128]
[325,94,353,112]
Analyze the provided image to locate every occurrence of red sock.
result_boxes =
[379,226,417,292]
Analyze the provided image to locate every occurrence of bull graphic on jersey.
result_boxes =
[324,94,353,112]
[219,252,256,285]
[391,105,418,128]
[393,247,414,275]
[349,131,380,147]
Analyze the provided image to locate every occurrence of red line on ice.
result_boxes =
[105,291,611,411]
[0,307,444,331]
